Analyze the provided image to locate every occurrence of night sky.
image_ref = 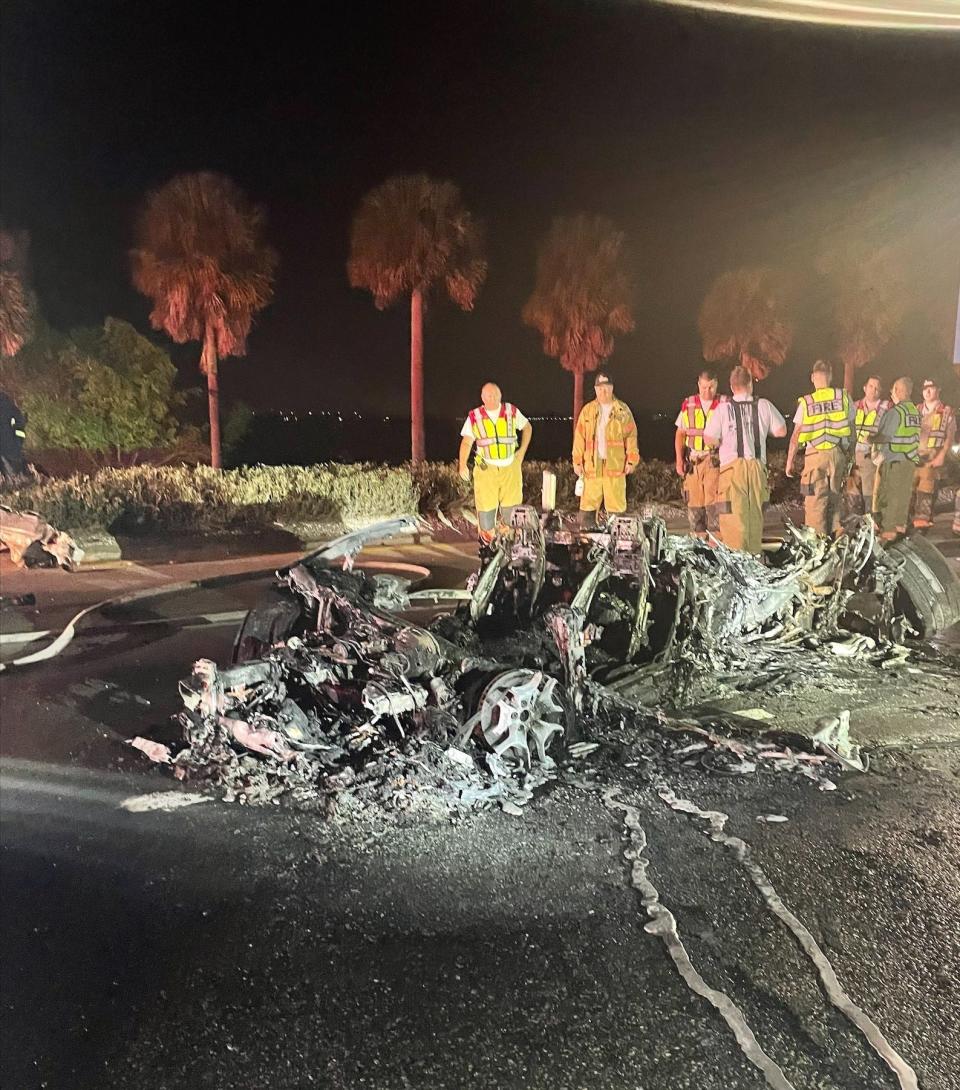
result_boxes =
[2,0,959,427]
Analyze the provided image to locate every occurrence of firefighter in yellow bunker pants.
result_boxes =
[785,359,856,537]
[572,370,640,527]
[458,382,533,544]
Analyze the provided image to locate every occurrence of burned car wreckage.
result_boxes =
[164,507,960,815]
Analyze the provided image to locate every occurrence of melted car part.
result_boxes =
[0,504,84,571]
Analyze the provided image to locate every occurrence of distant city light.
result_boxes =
[652,1,960,31]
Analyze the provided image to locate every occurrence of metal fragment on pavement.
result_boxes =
[126,736,173,764]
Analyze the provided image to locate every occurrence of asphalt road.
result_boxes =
[2,545,959,1090]
[3,752,958,1090]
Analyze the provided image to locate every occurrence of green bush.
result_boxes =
[0,455,806,535]
[0,464,419,534]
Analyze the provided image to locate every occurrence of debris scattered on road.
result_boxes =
[127,736,173,764]
[0,504,84,571]
[157,510,958,818]
[812,710,868,773]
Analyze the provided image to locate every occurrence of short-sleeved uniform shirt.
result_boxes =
[703,395,786,468]
[460,404,530,468]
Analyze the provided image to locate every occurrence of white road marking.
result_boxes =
[120,792,212,813]
[0,609,247,648]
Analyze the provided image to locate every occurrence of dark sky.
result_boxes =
[2,0,959,424]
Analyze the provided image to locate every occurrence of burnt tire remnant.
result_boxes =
[887,533,960,636]
[143,510,959,817]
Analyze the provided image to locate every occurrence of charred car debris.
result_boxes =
[0,504,84,571]
[158,509,960,817]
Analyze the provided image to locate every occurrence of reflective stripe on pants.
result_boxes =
[683,457,720,535]
[911,463,939,526]
[716,458,768,555]
[473,459,523,530]
[579,461,627,514]
[800,447,846,536]
[845,450,877,517]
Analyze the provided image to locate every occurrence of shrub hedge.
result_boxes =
[0,456,807,534]
[0,464,419,534]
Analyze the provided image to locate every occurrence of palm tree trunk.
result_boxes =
[843,357,856,394]
[410,287,425,463]
[572,369,584,437]
[203,323,222,469]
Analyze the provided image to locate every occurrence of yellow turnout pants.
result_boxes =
[911,463,939,527]
[473,458,523,535]
[683,456,720,536]
[845,450,877,517]
[717,458,768,555]
[579,461,627,515]
[800,446,846,536]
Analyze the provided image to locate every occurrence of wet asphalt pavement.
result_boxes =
[2,566,960,1089]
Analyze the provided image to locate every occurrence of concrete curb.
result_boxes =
[274,519,433,551]
[67,528,122,564]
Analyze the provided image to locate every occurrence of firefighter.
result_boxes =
[702,366,786,555]
[675,368,727,540]
[572,370,639,527]
[458,382,533,544]
[869,376,921,543]
[0,390,28,482]
[845,374,891,518]
[785,360,855,537]
[911,378,956,530]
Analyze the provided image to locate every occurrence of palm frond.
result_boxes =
[131,172,277,360]
[348,174,487,309]
[522,214,635,375]
[699,266,795,379]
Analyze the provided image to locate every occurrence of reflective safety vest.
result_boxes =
[796,387,852,450]
[469,403,519,464]
[679,395,726,452]
[854,398,891,446]
[919,402,954,452]
[887,401,921,461]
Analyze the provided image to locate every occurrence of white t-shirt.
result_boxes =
[461,404,530,467]
[597,402,614,460]
[703,395,786,467]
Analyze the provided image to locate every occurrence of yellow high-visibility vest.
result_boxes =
[888,401,921,461]
[680,396,724,452]
[796,387,852,450]
[469,403,518,464]
[854,399,890,445]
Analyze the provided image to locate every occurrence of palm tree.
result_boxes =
[523,214,634,430]
[818,248,905,392]
[348,174,486,463]
[131,172,277,468]
[698,267,794,382]
[0,229,34,359]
